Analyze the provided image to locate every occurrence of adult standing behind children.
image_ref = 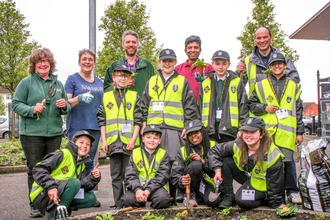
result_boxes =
[197,50,248,143]
[12,48,71,218]
[103,30,155,97]
[236,27,299,97]
[247,52,304,204]
[97,65,142,210]
[175,35,214,101]
[141,48,197,200]
[64,49,103,176]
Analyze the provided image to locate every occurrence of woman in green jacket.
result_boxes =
[12,48,71,218]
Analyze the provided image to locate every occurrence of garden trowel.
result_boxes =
[208,179,221,202]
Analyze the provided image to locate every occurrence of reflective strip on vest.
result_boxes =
[147,75,185,128]
[132,147,168,190]
[30,149,84,202]
[232,142,284,191]
[181,141,216,187]
[255,79,301,151]
[103,90,140,146]
[201,77,240,128]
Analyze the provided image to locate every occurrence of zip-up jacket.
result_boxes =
[141,69,197,131]
[104,56,155,97]
[197,71,248,138]
[170,143,214,190]
[12,74,71,136]
[208,139,285,209]
[97,88,142,156]
[31,141,100,214]
[241,46,299,96]
[247,74,305,137]
[125,145,170,194]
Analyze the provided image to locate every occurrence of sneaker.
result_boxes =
[176,190,184,203]
[29,207,43,218]
[184,193,197,207]
[218,194,235,209]
[288,193,302,204]
[93,200,101,207]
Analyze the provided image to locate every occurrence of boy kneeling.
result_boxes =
[122,125,171,209]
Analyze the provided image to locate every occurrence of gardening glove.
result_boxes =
[78,92,94,104]
[195,72,206,83]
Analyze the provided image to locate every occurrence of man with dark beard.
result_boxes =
[104,30,155,97]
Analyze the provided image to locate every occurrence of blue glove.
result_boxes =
[195,72,206,83]
[78,92,94,104]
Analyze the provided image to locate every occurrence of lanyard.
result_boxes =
[155,75,174,100]
[267,74,288,105]
[215,75,227,110]
[119,89,128,123]
[127,57,138,73]
[140,147,156,183]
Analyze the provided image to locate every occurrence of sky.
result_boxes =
[13,0,330,103]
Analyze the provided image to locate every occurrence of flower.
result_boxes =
[192,59,208,67]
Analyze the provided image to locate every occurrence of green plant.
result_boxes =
[231,216,250,220]
[217,207,232,215]
[276,204,299,217]
[314,213,327,219]
[192,59,208,67]
[136,212,164,220]
[96,214,114,220]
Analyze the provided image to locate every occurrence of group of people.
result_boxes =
[12,27,304,219]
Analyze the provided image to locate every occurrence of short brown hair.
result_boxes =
[122,30,139,43]
[28,48,57,75]
[78,49,96,62]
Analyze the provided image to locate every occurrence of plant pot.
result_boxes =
[196,65,204,74]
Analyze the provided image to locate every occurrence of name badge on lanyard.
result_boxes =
[275,108,289,120]
[122,123,132,133]
[152,102,164,111]
[216,110,222,119]
[241,189,255,200]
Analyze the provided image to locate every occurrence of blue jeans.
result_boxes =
[68,129,100,175]
[284,161,299,196]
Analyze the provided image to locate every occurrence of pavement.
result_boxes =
[0,135,328,219]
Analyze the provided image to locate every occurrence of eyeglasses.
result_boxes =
[114,74,129,79]
[36,60,49,64]
[81,57,94,62]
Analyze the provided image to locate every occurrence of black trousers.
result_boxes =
[20,135,62,206]
[185,160,222,207]
[122,187,171,209]
[109,153,130,207]
[222,157,267,209]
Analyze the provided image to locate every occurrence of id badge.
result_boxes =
[152,102,164,111]
[216,110,222,119]
[199,181,205,194]
[241,189,255,200]
[73,188,84,199]
[276,108,289,120]
[121,123,132,133]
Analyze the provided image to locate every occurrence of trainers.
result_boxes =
[184,193,197,207]
[29,207,43,218]
[218,194,235,209]
[176,190,184,203]
[93,200,101,207]
[288,193,302,204]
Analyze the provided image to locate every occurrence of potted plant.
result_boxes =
[192,59,207,74]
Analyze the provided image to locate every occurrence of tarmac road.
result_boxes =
[0,135,325,220]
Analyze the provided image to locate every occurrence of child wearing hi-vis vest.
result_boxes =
[97,65,142,210]
[197,50,248,143]
[122,125,171,209]
[247,52,304,204]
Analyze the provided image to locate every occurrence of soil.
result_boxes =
[89,207,330,220]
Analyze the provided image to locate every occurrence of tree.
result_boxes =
[237,0,298,63]
[97,0,162,79]
[0,0,40,138]
[0,95,6,116]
